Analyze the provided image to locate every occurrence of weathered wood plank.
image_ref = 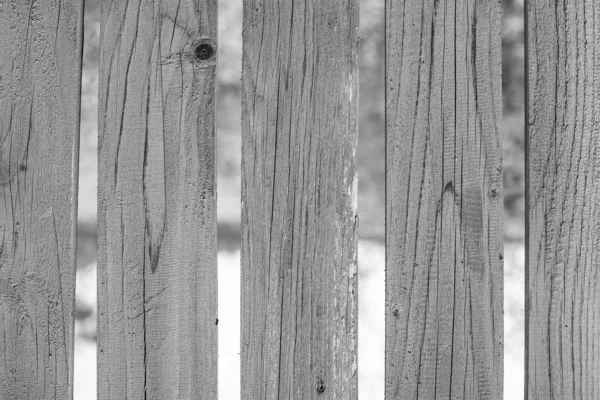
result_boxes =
[98,1,217,398]
[385,1,503,398]
[0,1,83,399]
[525,1,600,398]
[241,1,359,398]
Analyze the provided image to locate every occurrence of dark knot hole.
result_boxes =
[194,43,215,61]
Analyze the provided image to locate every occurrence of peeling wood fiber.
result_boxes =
[526,1,600,399]
[241,0,359,398]
[385,0,503,398]
[98,0,217,398]
[0,1,83,399]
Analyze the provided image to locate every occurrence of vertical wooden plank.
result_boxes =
[385,1,503,398]
[97,1,217,398]
[525,1,600,398]
[241,1,359,398]
[0,1,83,399]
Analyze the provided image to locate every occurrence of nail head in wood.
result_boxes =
[316,378,325,394]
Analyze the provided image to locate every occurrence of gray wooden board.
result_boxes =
[526,1,600,398]
[0,1,83,399]
[385,1,504,398]
[98,1,217,398]
[241,1,359,398]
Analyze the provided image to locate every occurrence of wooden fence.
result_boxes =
[0,0,597,399]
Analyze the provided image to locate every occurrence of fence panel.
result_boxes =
[385,1,504,398]
[0,0,83,399]
[0,2,82,399]
[97,1,217,398]
[241,1,359,398]
[525,1,600,398]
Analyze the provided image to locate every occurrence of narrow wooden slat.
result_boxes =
[525,1,600,398]
[385,1,503,398]
[0,1,83,399]
[98,1,217,398]
[241,1,359,398]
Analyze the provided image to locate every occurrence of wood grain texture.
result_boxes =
[526,1,600,398]
[98,1,217,398]
[241,1,359,398]
[0,1,82,399]
[385,1,503,398]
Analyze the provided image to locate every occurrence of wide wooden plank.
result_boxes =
[241,1,359,398]
[525,1,600,398]
[97,1,217,398]
[385,1,503,398]
[0,1,83,399]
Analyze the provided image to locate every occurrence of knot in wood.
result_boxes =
[194,43,215,61]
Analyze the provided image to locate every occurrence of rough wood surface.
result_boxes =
[526,1,600,398]
[385,1,503,398]
[241,1,359,398]
[98,1,217,398]
[0,1,82,399]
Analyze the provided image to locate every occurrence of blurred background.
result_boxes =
[74,0,525,398]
